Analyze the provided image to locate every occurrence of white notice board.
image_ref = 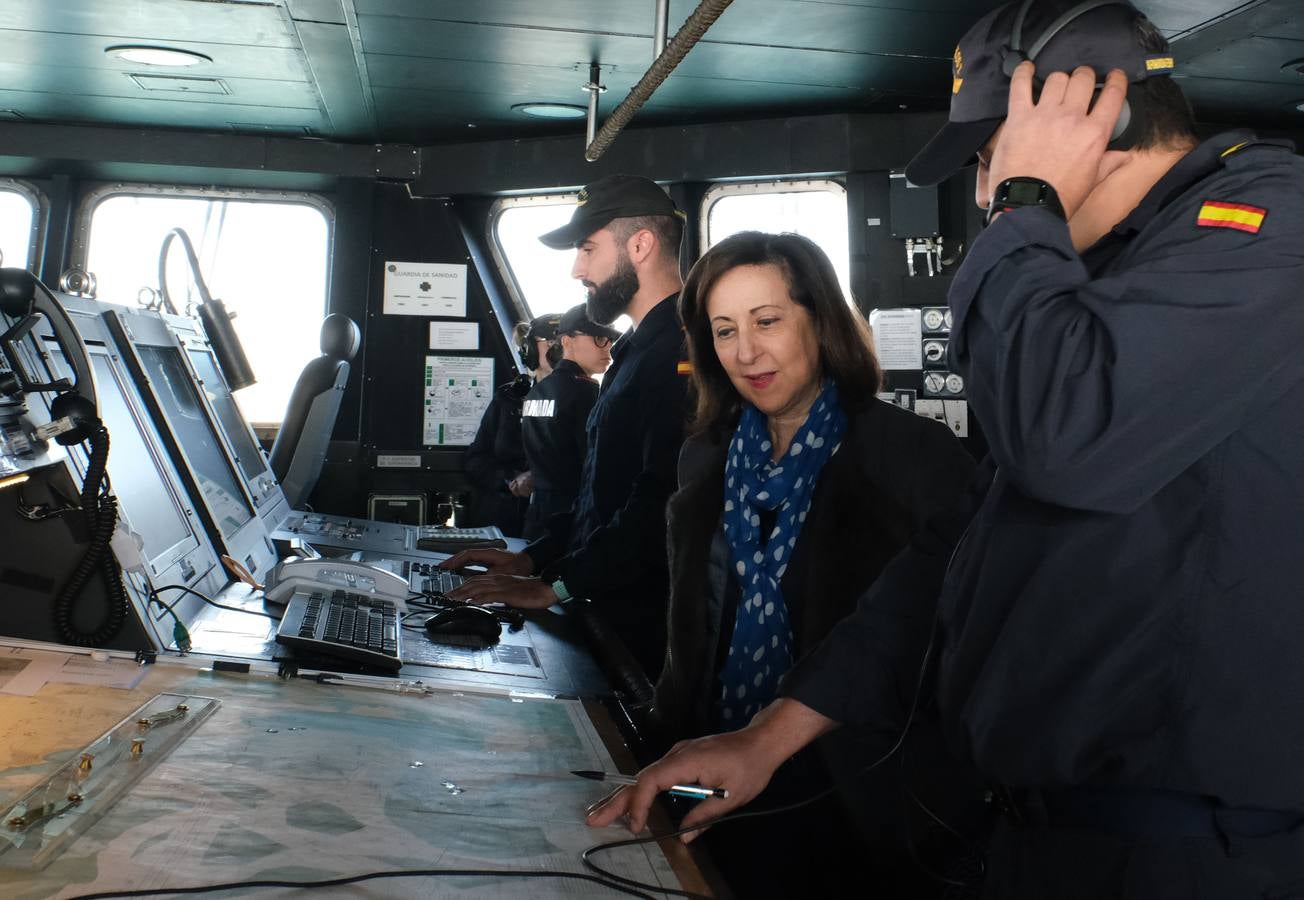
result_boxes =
[868,307,923,370]
[384,261,467,317]
[423,355,494,446]
[429,321,479,350]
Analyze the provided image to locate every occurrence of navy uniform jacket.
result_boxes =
[521,358,598,505]
[782,132,1304,809]
[524,294,688,675]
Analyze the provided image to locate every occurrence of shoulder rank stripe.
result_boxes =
[1197,200,1266,234]
[676,361,693,376]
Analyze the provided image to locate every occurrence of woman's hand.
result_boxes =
[585,698,838,841]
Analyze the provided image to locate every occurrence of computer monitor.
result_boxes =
[134,343,254,539]
[187,346,266,486]
[105,308,278,578]
[160,313,287,527]
[38,333,214,577]
[88,349,196,576]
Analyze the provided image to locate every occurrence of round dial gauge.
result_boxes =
[922,308,945,331]
[945,373,965,394]
[923,372,947,393]
[923,340,946,364]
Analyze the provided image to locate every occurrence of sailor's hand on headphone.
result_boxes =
[989,61,1128,220]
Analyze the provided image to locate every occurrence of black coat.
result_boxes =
[462,375,531,533]
[653,397,980,896]
[783,133,1304,810]
[526,295,689,677]
[654,397,975,738]
[521,359,598,507]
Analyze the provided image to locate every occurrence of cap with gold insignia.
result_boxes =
[539,174,683,249]
[905,0,1176,187]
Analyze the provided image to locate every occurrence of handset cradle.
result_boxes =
[263,557,411,611]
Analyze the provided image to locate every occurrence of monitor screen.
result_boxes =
[186,347,268,484]
[134,344,254,540]
[88,352,196,573]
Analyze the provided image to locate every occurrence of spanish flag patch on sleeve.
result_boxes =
[1197,200,1267,234]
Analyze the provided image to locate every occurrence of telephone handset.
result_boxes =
[0,268,98,444]
[262,556,411,610]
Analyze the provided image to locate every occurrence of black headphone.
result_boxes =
[517,317,559,371]
[1000,0,1143,150]
[518,336,540,371]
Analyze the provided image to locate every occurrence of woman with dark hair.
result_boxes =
[634,231,978,896]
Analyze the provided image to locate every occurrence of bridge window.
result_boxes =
[490,194,584,319]
[702,180,851,298]
[81,189,331,424]
[0,180,43,269]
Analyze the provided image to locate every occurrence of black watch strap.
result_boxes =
[986,177,1067,226]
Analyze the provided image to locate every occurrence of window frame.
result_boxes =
[698,177,849,256]
[0,176,49,271]
[486,191,579,321]
[70,182,336,426]
[68,181,335,295]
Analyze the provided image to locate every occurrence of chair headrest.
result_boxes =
[320,314,361,361]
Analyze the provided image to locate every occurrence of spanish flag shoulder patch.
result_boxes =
[1197,200,1267,235]
[676,360,693,376]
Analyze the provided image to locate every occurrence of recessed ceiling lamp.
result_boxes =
[107,46,211,67]
[512,102,587,119]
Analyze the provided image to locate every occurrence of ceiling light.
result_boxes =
[107,46,211,67]
[512,102,587,120]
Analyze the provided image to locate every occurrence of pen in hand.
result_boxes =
[571,769,730,800]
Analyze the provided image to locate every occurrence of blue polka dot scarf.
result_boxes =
[717,380,845,729]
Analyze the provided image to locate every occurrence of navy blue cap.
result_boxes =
[539,174,683,249]
[905,0,1175,186]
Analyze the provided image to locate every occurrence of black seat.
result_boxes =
[269,313,360,509]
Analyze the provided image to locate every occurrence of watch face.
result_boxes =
[945,373,965,394]
[1006,180,1046,205]
[923,372,946,393]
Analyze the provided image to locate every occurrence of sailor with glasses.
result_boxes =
[520,303,621,539]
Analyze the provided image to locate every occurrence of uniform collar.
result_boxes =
[612,292,679,358]
[1109,130,1258,238]
[553,358,590,380]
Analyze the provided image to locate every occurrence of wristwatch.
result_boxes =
[986,177,1067,226]
[550,578,572,603]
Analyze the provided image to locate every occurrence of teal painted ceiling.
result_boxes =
[0,0,1295,145]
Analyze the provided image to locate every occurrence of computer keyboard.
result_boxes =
[415,525,507,553]
[274,588,402,672]
[401,560,467,597]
